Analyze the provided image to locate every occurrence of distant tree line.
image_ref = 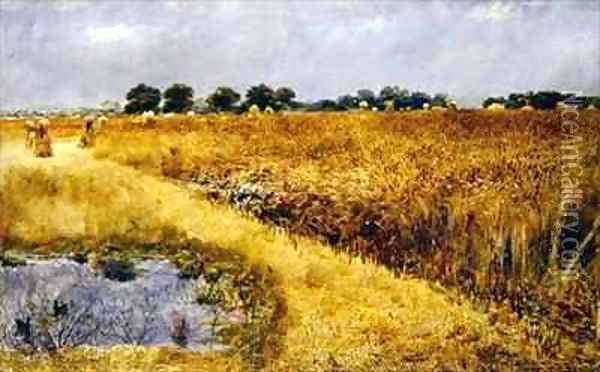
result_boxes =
[124,83,299,114]
[317,87,453,112]
[123,83,454,114]
[482,91,600,110]
[123,83,599,114]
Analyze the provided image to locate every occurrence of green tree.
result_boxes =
[505,93,527,109]
[430,93,449,108]
[246,84,277,110]
[528,91,566,110]
[409,91,432,109]
[337,94,358,109]
[207,87,241,112]
[274,87,296,106]
[394,95,413,110]
[379,86,408,101]
[357,89,376,106]
[585,96,600,108]
[482,96,506,108]
[309,99,341,112]
[163,83,194,113]
[124,84,161,114]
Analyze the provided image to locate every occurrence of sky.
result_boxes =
[0,0,599,109]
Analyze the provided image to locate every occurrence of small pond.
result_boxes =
[0,258,226,352]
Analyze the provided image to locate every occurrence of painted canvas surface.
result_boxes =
[0,1,599,371]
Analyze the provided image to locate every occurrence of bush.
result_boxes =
[101,259,136,281]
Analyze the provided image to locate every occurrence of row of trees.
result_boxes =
[482,91,600,110]
[123,83,453,114]
[321,87,451,112]
[124,83,297,114]
[124,83,600,114]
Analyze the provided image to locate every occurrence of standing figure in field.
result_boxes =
[79,114,97,148]
[160,147,182,177]
[33,118,53,157]
[23,119,39,149]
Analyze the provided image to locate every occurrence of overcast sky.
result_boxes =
[0,0,598,109]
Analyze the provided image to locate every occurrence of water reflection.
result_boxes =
[0,258,223,352]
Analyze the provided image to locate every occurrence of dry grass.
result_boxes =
[91,111,599,218]
[90,111,599,268]
[0,346,241,372]
[0,111,598,370]
[90,112,599,306]
[0,142,557,371]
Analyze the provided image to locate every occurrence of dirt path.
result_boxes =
[0,138,89,170]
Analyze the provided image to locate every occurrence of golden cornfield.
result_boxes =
[0,109,598,370]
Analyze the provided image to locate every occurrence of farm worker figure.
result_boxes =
[23,119,39,149]
[33,118,52,157]
[79,114,97,148]
[160,147,182,177]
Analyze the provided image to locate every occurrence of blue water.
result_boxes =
[0,258,225,352]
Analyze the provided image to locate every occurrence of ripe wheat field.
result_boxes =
[0,110,598,371]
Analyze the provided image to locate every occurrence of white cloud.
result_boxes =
[53,1,90,12]
[468,1,517,22]
[523,1,551,9]
[0,0,27,11]
[325,24,348,42]
[165,1,183,10]
[359,17,386,33]
[1,0,597,109]
[86,24,136,43]
[164,1,195,12]
[1,1,89,13]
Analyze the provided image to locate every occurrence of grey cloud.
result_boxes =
[0,0,598,109]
